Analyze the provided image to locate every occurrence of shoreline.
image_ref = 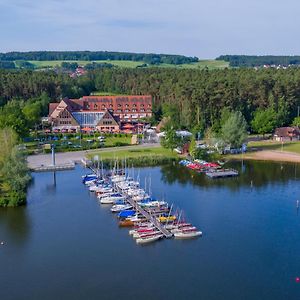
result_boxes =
[228,150,300,164]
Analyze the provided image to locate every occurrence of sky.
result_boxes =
[0,0,299,58]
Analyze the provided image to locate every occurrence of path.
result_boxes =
[27,143,160,168]
[231,150,300,163]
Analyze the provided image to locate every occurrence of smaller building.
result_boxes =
[274,127,300,141]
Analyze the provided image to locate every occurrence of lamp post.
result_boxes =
[51,144,56,166]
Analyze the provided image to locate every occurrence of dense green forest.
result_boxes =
[0,51,198,65]
[1,68,300,136]
[217,55,300,67]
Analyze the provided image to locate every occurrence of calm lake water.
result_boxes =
[1,161,300,300]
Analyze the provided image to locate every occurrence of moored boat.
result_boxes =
[174,229,202,239]
[136,233,163,244]
[119,220,134,227]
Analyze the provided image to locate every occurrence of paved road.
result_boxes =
[27,143,160,168]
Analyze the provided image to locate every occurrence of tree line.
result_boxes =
[217,55,300,67]
[0,51,199,65]
[1,67,300,138]
[0,128,31,207]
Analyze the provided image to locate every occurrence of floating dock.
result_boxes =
[206,169,239,178]
[30,163,75,172]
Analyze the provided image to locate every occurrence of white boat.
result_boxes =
[171,226,197,234]
[129,223,154,235]
[165,223,192,230]
[133,229,159,239]
[174,230,202,239]
[85,179,97,186]
[100,196,124,204]
[97,191,116,199]
[126,215,144,222]
[132,194,149,202]
[111,175,126,183]
[140,200,168,208]
[110,204,132,213]
[136,233,163,244]
[89,185,107,192]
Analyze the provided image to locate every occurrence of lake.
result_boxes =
[1,160,300,300]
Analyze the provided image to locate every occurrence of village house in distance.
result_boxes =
[48,95,152,133]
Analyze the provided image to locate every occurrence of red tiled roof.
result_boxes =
[49,103,59,115]
[274,127,300,137]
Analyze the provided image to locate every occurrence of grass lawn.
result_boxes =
[17,59,229,70]
[247,140,300,153]
[88,146,177,160]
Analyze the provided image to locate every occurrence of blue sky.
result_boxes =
[0,0,299,58]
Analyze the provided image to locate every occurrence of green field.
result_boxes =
[88,146,177,160]
[15,59,229,70]
[248,140,300,154]
[24,60,146,69]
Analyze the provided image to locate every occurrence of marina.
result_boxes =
[179,159,239,178]
[83,166,202,244]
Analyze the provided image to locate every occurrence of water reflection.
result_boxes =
[46,171,57,193]
[160,160,300,191]
[0,207,30,246]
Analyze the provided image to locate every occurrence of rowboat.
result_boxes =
[136,233,163,244]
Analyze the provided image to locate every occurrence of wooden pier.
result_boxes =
[124,195,173,238]
[206,169,238,178]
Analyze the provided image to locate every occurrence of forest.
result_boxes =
[1,67,300,137]
[217,55,300,67]
[0,51,199,65]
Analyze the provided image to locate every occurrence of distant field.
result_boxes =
[159,60,230,69]
[15,59,229,70]
[23,60,143,68]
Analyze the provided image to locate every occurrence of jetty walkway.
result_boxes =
[125,196,173,238]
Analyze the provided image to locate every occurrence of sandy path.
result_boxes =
[238,150,300,163]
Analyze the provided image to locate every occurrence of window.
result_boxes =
[94,104,98,109]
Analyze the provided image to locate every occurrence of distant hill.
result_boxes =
[217,55,300,67]
[0,51,198,65]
